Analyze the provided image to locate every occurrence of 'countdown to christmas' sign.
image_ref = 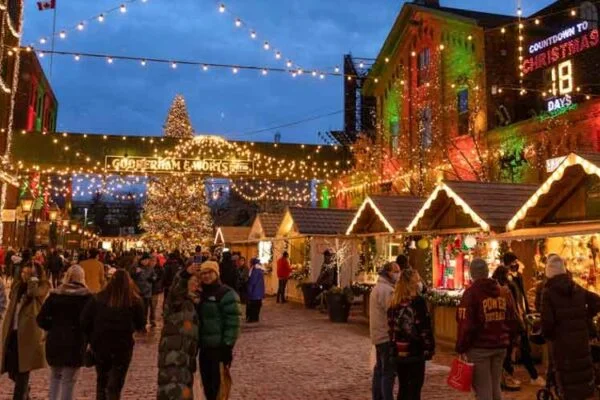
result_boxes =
[105,156,254,175]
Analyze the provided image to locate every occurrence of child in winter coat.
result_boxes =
[246,258,265,323]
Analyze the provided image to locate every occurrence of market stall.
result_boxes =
[503,153,600,293]
[247,212,284,294]
[408,180,538,347]
[272,206,360,303]
[345,195,425,314]
[214,226,252,259]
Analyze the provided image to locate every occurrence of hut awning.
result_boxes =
[214,226,251,245]
[408,180,538,233]
[346,195,425,235]
[286,207,356,236]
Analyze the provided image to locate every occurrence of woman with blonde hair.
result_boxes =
[387,269,434,400]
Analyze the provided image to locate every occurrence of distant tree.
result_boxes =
[163,94,194,138]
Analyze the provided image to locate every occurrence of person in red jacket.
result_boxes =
[456,258,518,400]
[276,252,292,303]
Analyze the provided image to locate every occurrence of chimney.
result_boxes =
[414,0,440,7]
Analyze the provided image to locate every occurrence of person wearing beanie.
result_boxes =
[180,259,241,400]
[37,264,92,400]
[456,258,518,400]
[246,258,265,323]
[541,255,600,400]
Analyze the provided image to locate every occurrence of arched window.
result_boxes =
[580,1,598,28]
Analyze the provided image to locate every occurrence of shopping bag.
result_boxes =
[217,363,232,400]
[447,357,474,392]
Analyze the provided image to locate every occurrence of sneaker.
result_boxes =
[530,377,546,387]
[502,372,521,391]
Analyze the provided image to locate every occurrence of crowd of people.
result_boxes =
[369,252,600,400]
[0,244,267,400]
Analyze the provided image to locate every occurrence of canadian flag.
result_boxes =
[37,0,56,11]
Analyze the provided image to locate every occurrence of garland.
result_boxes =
[424,290,462,307]
[350,282,374,296]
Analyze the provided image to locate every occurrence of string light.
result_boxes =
[218,3,226,13]
[98,14,105,22]
[250,30,256,39]
[263,41,270,50]
[119,4,127,13]
[77,22,85,31]
[234,18,241,27]
[59,31,66,39]
[141,59,146,66]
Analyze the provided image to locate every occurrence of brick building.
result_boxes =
[335,0,600,206]
[0,0,24,244]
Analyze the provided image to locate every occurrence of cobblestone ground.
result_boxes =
[0,298,540,399]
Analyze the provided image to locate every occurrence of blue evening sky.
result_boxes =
[23,0,554,144]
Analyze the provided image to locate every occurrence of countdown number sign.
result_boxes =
[545,60,574,112]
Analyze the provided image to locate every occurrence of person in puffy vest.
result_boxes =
[157,267,201,400]
[184,260,241,400]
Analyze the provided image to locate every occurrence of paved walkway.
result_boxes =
[0,297,540,399]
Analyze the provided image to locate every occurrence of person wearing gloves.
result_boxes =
[456,258,518,400]
[184,260,241,400]
[246,258,265,323]
[1,261,50,400]
[36,265,92,400]
[541,254,600,400]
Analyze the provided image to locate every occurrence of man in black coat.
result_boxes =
[219,251,239,293]
[542,255,600,400]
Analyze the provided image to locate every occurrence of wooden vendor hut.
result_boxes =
[214,226,252,259]
[273,207,359,303]
[247,213,284,295]
[503,153,600,294]
[407,180,538,348]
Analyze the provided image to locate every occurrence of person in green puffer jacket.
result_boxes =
[157,268,201,400]
[192,260,241,400]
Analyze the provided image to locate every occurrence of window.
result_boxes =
[417,48,430,87]
[457,89,469,135]
[390,119,400,152]
[419,107,432,149]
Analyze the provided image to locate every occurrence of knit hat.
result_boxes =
[470,258,489,281]
[545,254,566,279]
[64,264,86,285]
[200,260,220,277]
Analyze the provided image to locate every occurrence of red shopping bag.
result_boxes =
[447,357,474,392]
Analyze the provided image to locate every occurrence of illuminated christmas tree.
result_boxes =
[140,175,214,251]
[163,94,194,138]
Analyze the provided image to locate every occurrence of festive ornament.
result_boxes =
[464,235,477,249]
[409,240,417,250]
[418,238,429,250]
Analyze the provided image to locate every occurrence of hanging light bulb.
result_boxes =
[263,41,270,50]
[517,7,522,16]
[261,69,268,76]
[292,72,297,78]
[59,30,66,39]
[39,37,47,44]
[501,27,506,34]
[359,62,364,68]
[311,71,317,77]
[98,14,105,22]
[334,66,340,73]
[107,57,114,64]
[219,4,226,13]
[202,64,208,71]
[250,30,256,39]
[38,51,44,58]
[171,62,177,69]
[297,68,303,75]
[319,73,325,79]
[74,54,80,61]
[141,59,147,66]
[77,22,84,30]
[535,18,540,25]
[286,60,293,68]
[232,67,238,74]
[119,4,127,13]
[235,18,241,27]
[275,51,281,59]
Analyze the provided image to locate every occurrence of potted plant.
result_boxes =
[326,286,354,323]
[290,263,317,308]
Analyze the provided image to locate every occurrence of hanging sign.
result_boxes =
[105,156,254,175]
[1,209,16,222]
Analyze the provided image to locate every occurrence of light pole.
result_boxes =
[20,192,34,248]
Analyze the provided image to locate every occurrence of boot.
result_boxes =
[501,371,521,391]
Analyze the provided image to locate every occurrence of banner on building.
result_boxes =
[105,156,254,176]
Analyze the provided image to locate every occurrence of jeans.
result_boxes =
[467,348,506,400]
[503,331,538,379]
[49,366,80,400]
[397,359,425,400]
[95,354,132,400]
[199,348,222,400]
[277,279,289,303]
[150,294,159,325]
[372,342,395,400]
[142,297,151,326]
[246,299,262,322]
